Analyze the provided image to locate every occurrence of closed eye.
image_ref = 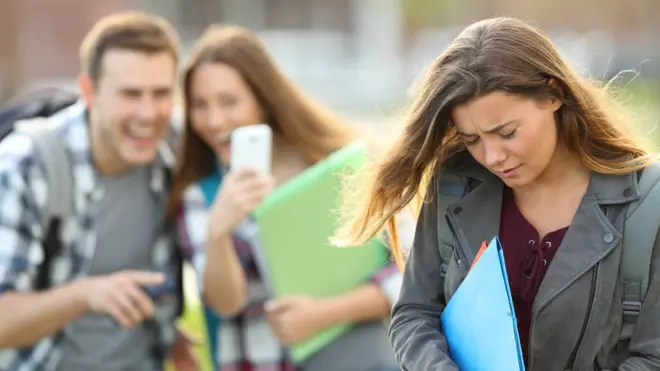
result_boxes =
[500,129,517,139]
[464,137,480,146]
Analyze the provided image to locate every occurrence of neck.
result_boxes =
[513,143,590,201]
[88,115,129,176]
[272,134,294,160]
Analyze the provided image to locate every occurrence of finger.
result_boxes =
[235,186,274,213]
[243,178,275,198]
[124,283,156,318]
[274,327,294,345]
[111,288,144,326]
[242,188,272,208]
[266,316,288,342]
[266,295,307,313]
[264,310,282,331]
[230,166,263,180]
[108,304,133,328]
[123,271,166,286]
[234,174,274,191]
[265,298,296,314]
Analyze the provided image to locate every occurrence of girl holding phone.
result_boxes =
[167,25,410,371]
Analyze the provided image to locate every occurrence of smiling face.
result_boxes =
[81,49,176,175]
[188,62,264,166]
[451,91,562,188]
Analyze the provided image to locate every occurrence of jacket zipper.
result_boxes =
[564,204,607,371]
[445,214,470,267]
[564,263,599,370]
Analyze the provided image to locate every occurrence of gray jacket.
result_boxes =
[389,157,660,371]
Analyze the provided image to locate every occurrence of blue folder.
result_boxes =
[440,237,525,371]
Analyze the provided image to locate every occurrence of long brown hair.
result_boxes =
[166,24,356,219]
[333,17,658,269]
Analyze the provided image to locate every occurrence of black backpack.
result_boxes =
[0,88,185,317]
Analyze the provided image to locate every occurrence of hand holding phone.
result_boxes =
[230,124,272,175]
[141,273,176,301]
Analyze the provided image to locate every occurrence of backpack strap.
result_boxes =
[620,163,660,331]
[14,118,73,290]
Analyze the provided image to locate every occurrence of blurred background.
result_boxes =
[2,0,659,133]
[1,1,659,369]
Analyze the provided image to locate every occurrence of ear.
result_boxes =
[546,78,563,111]
[77,74,96,107]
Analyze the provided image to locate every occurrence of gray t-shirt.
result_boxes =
[56,166,163,371]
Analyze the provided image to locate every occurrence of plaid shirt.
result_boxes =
[177,181,407,371]
[0,101,180,370]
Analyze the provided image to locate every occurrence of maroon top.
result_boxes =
[498,187,568,368]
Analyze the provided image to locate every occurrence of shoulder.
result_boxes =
[0,131,38,164]
[633,161,660,205]
[0,132,48,215]
[0,131,43,185]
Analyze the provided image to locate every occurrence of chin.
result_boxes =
[121,149,159,167]
[501,175,538,189]
[215,149,230,168]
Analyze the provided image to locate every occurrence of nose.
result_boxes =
[137,98,158,122]
[206,108,230,133]
[483,140,507,168]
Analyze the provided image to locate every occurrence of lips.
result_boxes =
[217,132,231,144]
[497,165,521,177]
[127,125,156,139]
[502,166,519,173]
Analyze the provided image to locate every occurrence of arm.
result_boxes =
[0,134,89,347]
[388,186,458,371]
[616,232,660,370]
[0,284,88,347]
[203,231,247,316]
[177,186,247,316]
[314,281,392,328]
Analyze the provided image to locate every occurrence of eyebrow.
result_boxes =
[457,120,517,137]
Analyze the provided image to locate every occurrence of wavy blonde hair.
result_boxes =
[333,17,658,269]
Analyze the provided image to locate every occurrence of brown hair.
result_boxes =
[166,24,356,219]
[79,11,180,84]
[333,17,658,269]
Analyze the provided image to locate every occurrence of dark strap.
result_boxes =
[36,219,63,291]
[15,117,73,291]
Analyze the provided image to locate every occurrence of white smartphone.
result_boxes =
[230,124,273,175]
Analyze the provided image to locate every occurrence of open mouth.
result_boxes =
[217,132,231,144]
[126,125,158,147]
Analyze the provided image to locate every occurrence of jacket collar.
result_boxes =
[442,153,639,264]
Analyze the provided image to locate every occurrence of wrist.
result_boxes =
[208,224,233,247]
[208,221,233,243]
[315,296,349,329]
[67,278,92,314]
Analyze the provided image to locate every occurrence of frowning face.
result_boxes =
[452,91,562,188]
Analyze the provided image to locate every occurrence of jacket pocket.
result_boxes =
[443,247,468,299]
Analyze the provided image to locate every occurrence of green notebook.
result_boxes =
[252,140,389,363]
